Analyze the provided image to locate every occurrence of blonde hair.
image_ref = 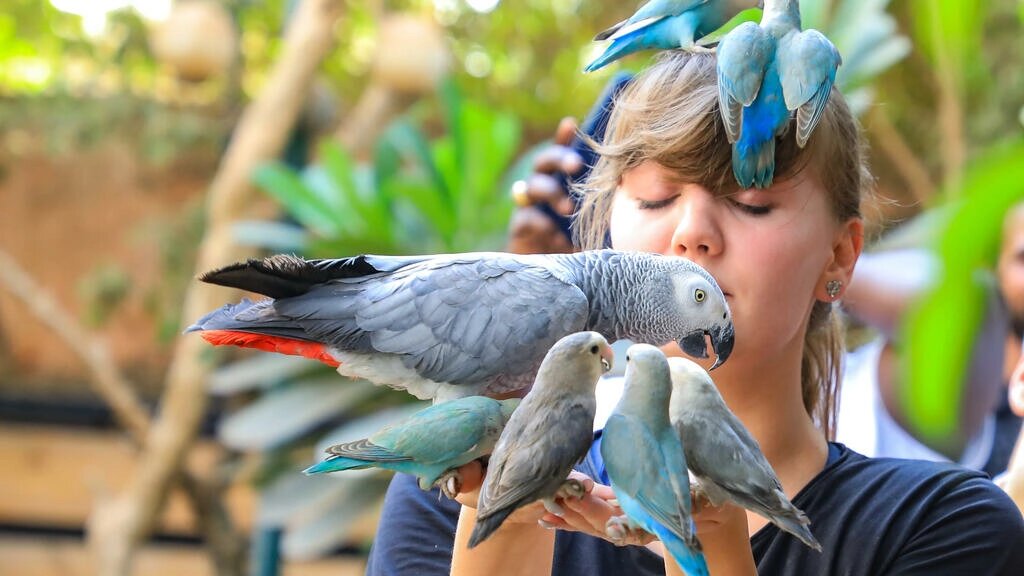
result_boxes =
[574,52,867,438]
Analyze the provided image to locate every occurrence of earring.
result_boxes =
[826,279,842,300]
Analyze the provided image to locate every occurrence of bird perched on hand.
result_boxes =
[187,249,734,403]
[467,331,613,547]
[585,0,759,73]
[668,357,821,551]
[601,344,708,576]
[716,0,841,188]
[303,395,520,499]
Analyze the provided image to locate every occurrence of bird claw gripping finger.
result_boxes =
[605,514,639,545]
[557,478,587,500]
[438,470,462,500]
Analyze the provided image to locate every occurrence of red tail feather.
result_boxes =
[199,330,340,367]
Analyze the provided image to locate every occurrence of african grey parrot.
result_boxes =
[303,395,520,499]
[467,331,613,547]
[668,356,821,551]
[187,249,734,402]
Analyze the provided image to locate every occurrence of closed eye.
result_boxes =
[728,197,772,216]
[637,196,677,210]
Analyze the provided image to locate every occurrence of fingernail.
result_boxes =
[446,477,458,496]
[538,520,556,530]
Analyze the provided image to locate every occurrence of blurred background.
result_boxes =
[0,1,1021,574]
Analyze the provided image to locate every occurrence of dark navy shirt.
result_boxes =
[366,441,1024,575]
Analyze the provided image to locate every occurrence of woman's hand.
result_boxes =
[535,475,657,546]
[505,117,581,256]
[449,460,560,528]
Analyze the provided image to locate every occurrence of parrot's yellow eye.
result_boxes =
[694,289,706,303]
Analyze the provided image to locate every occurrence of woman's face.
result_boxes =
[609,161,854,371]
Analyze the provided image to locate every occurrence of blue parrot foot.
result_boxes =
[557,478,587,500]
[605,514,642,546]
[437,470,462,500]
[690,479,726,509]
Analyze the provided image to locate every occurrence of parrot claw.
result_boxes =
[542,497,566,517]
[557,478,586,500]
[437,471,462,500]
[604,515,638,546]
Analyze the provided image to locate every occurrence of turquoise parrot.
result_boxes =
[303,395,520,499]
[187,250,733,403]
[667,357,821,551]
[601,344,709,576]
[468,332,614,548]
[716,0,841,188]
[586,0,758,72]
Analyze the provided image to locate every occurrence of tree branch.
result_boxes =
[87,1,347,574]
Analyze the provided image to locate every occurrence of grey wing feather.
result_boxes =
[274,254,590,385]
[603,414,691,540]
[680,411,782,504]
[477,402,595,518]
[777,30,841,147]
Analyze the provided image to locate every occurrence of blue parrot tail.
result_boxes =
[654,524,709,576]
[585,24,659,72]
[732,139,776,189]
[302,456,369,475]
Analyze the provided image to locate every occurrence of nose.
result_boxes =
[669,187,723,260]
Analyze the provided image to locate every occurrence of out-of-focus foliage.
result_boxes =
[903,141,1024,445]
[245,80,520,256]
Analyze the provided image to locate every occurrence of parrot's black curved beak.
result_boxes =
[707,324,735,370]
[679,325,735,370]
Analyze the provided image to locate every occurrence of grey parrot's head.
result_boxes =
[664,263,735,370]
[667,356,718,408]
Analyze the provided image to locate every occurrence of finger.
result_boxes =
[531,146,577,176]
[563,494,618,533]
[457,460,484,493]
[505,207,574,255]
[554,116,578,146]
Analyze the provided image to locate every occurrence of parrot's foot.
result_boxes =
[605,515,640,546]
[687,44,716,54]
[690,479,726,509]
[556,478,586,501]
[541,497,565,517]
[437,470,462,500]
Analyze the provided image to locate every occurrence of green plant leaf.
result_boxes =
[253,163,341,237]
[903,142,1024,444]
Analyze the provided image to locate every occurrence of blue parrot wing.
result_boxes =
[601,414,691,541]
[384,396,502,464]
[777,29,841,147]
[716,21,773,142]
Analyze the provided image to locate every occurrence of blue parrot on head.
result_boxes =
[585,0,759,73]
[716,0,841,188]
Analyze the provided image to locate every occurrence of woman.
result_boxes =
[367,52,1024,576]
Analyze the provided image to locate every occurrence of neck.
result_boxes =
[563,250,646,341]
[762,0,801,27]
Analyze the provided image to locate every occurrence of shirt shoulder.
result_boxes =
[753,444,1024,575]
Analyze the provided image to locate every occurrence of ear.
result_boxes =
[816,217,864,302]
